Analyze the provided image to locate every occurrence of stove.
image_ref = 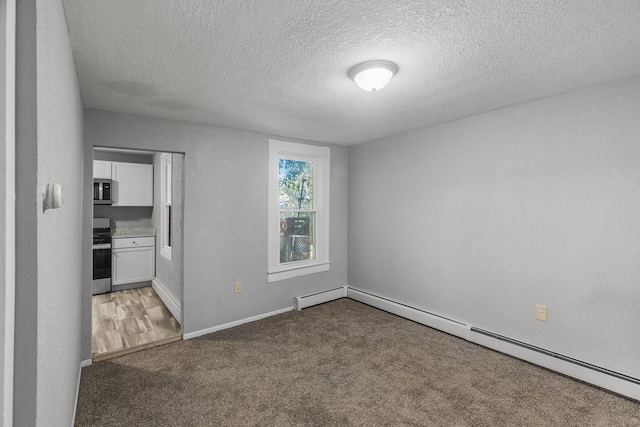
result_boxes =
[92,218,112,295]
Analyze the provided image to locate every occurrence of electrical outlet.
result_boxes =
[535,304,548,322]
[234,282,242,293]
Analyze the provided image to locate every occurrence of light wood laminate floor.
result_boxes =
[92,287,181,362]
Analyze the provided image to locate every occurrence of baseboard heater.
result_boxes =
[347,287,471,340]
[471,327,640,386]
[294,287,347,311]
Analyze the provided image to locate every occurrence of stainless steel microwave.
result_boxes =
[93,179,113,205]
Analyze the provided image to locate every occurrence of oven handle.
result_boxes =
[92,244,112,250]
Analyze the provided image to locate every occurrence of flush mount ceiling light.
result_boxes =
[348,60,398,92]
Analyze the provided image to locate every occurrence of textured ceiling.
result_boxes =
[62,1,640,146]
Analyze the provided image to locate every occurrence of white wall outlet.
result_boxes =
[535,304,548,322]
[234,282,242,293]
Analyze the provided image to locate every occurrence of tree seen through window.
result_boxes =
[279,159,315,263]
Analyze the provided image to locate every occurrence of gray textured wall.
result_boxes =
[14,0,38,423]
[35,0,85,425]
[0,0,7,417]
[348,76,640,379]
[81,137,93,362]
[84,109,348,340]
[93,150,153,164]
[14,0,85,425]
[152,153,184,315]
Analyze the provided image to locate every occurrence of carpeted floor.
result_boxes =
[75,299,640,426]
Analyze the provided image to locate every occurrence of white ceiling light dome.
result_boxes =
[348,60,398,92]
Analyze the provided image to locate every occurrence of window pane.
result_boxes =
[279,159,314,210]
[167,205,172,248]
[279,212,315,263]
[164,158,172,203]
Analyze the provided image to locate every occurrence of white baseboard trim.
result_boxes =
[183,307,293,340]
[71,363,83,427]
[346,286,640,401]
[152,277,181,325]
[74,359,92,425]
[347,287,471,340]
[294,286,347,311]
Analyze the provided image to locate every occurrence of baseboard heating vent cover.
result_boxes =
[471,327,640,386]
[294,287,347,311]
[346,287,470,340]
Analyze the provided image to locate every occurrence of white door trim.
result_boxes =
[3,0,17,425]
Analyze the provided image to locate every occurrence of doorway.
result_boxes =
[90,148,185,361]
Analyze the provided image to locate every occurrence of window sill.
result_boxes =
[268,262,330,283]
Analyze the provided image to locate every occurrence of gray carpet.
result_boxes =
[75,299,640,426]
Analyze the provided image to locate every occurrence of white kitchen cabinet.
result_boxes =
[111,162,153,206]
[112,236,155,286]
[93,160,112,179]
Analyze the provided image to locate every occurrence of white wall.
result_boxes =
[84,109,349,338]
[152,152,184,312]
[348,76,640,379]
[35,0,84,425]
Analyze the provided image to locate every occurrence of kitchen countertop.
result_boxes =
[112,227,156,238]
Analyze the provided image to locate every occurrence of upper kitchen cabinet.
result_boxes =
[111,162,153,206]
[93,160,112,179]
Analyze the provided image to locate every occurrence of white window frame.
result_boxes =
[268,139,330,282]
[160,153,172,261]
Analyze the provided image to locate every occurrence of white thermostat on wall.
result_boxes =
[43,183,63,212]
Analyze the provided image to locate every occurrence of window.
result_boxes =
[160,153,172,260]
[268,140,330,282]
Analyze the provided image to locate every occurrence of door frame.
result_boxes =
[2,0,17,425]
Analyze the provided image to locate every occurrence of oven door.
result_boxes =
[92,244,112,294]
[93,245,111,279]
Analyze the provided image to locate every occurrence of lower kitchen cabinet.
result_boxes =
[112,236,155,286]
